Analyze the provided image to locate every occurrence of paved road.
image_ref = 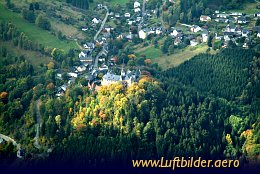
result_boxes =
[0,133,21,158]
[94,6,109,41]
[138,0,146,32]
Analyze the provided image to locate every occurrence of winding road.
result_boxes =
[0,133,21,158]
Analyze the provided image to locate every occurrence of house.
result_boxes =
[190,25,201,33]
[202,30,209,42]
[81,28,88,31]
[92,18,101,24]
[200,15,211,22]
[230,12,243,16]
[83,42,95,50]
[174,37,182,45]
[134,8,141,13]
[225,24,237,32]
[139,30,147,39]
[104,26,113,33]
[171,29,182,37]
[79,50,91,59]
[115,13,121,18]
[242,29,249,37]
[124,13,131,18]
[136,16,142,22]
[97,4,103,9]
[215,33,223,40]
[237,17,248,24]
[215,18,229,23]
[223,32,236,41]
[217,14,230,18]
[254,12,260,17]
[99,64,109,71]
[190,39,199,46]
[134,1,141,8]
[257,33,260,38]
[156,28,162,35]
[101,68,141,87]
[68,72,78,78]
[76,66,87,73]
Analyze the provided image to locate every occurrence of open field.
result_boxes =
[156,45,209,70]
[0,3,79,51]
[0,41,52,69]
[135,44,210,70]
[109,0,129,5]
[135,46,163,60]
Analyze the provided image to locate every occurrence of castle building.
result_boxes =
[101,67,141,87]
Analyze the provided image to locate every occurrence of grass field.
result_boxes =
[135,46,163,60]
[0,41,52,69]
[135,44,209,70]
[109,0,129,5]
[0,3,79,51]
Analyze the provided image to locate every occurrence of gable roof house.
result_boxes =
[254,12,260,17]
[134,1,141,8]
[124,13,131,18]
[83,42,95,50]
[202,30,209,42]
[200,15,211,22]
[225,24,237,32]
[190,25,202,33]
[171,29,182,37]
[215,18,229,23]
[216,13,230,19]
[92,18,101,24]
[237,16,248,24]
[134,8,141,13]
[139,29,147,39]
[223,32,236,42]
[242,29,250,37]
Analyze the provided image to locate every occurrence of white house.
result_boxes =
[254,12,260,17]
[134,8,141,13]
[217,14,229,18]
[242,29,249,37]
[200,15,211,22]
[92,18,100,24]
[257,33,260,38]
[190,39,199,46]
[190,25,201,33]
[139,30,147,39]
[202,30,208,42]
[134,1,141,8]
[171,29,182,37]
[124,13,131,18]
[156,28,162,35]
[237,17,248,24]
[68,72,78,78]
